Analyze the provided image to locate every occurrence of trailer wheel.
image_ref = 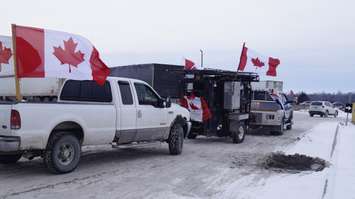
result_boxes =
[168,123,184,155]
[286,123,292,130]
[0,153,22,164]
[232,124,246,144]
[44,133,81,174]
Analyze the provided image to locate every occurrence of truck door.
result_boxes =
[133,82,168,141]
[117,81,137,144]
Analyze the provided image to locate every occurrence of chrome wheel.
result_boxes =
[58,144,75,166]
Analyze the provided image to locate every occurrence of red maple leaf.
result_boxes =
[0,41,13,72]
[251,57,265,68]
[53,37,85,73]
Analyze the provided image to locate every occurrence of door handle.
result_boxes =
[137,110,142,118]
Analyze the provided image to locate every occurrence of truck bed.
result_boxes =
[0,102,116,150]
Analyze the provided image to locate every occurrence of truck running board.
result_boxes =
[112,141,163,149]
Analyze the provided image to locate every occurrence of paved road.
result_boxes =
[0,111,344,199]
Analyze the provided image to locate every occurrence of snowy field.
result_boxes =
[0,111,353,199]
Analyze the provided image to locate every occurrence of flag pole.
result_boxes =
[11,24,22,101]
[200,49,203,69]
[237,42,245,72]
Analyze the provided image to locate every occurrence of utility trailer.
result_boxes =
[110,64,259,143]
[182,69,259,143]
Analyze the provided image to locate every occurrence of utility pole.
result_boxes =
[200,49,204,69]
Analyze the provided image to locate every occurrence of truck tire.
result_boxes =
[0,153,22,164]
[270,119,284,136]
[232,124,246,144]
[168,123,184,155]
[44,133,81,174]
[334,111,338,118]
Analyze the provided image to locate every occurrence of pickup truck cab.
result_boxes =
[0,77,190,174]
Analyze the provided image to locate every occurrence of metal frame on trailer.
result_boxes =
[182,69,259,140]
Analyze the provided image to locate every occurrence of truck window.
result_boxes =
[134,83,159,106]
[118,81,133,105]
[60,80,112,102]
[253,91,274,101]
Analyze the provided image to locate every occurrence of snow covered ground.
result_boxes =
[224,121,339,199]
[0,111,353,199]
[324,123,355,199]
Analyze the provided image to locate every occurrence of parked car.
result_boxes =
[309,101,338,117]
[0,77,191,174]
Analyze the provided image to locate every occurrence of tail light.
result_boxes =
[11,110,21,129]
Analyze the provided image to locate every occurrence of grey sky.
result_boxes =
[1,0,354,93]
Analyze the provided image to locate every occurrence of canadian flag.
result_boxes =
[14,25,110,85]
[237,44,280,77]
[0,36,13,76]
[179,93,212,122]
[184,58,196,70]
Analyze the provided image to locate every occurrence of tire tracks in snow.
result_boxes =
[1,168,116,199]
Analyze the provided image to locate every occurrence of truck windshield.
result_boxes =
[251,101,282,111]
[253,91,274,101]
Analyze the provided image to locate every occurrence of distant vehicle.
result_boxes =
[333,102,345,111]
[309,101,338,117]
[0,77,191,174]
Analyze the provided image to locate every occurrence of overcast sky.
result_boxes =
[1,0,354,93]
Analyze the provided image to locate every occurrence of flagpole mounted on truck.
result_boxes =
[11,24,22,101]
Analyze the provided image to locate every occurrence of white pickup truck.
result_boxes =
[0,77,191,174]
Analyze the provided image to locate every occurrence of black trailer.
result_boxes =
[182,69,259,143]
[110,64,259,143]
[110,63,184,99]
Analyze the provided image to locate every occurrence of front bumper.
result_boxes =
[249,111,283,126]
[0,135,21,152]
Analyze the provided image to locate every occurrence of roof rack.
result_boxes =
[185,68,259,82]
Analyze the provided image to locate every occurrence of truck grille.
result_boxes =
[250,113,263,123]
